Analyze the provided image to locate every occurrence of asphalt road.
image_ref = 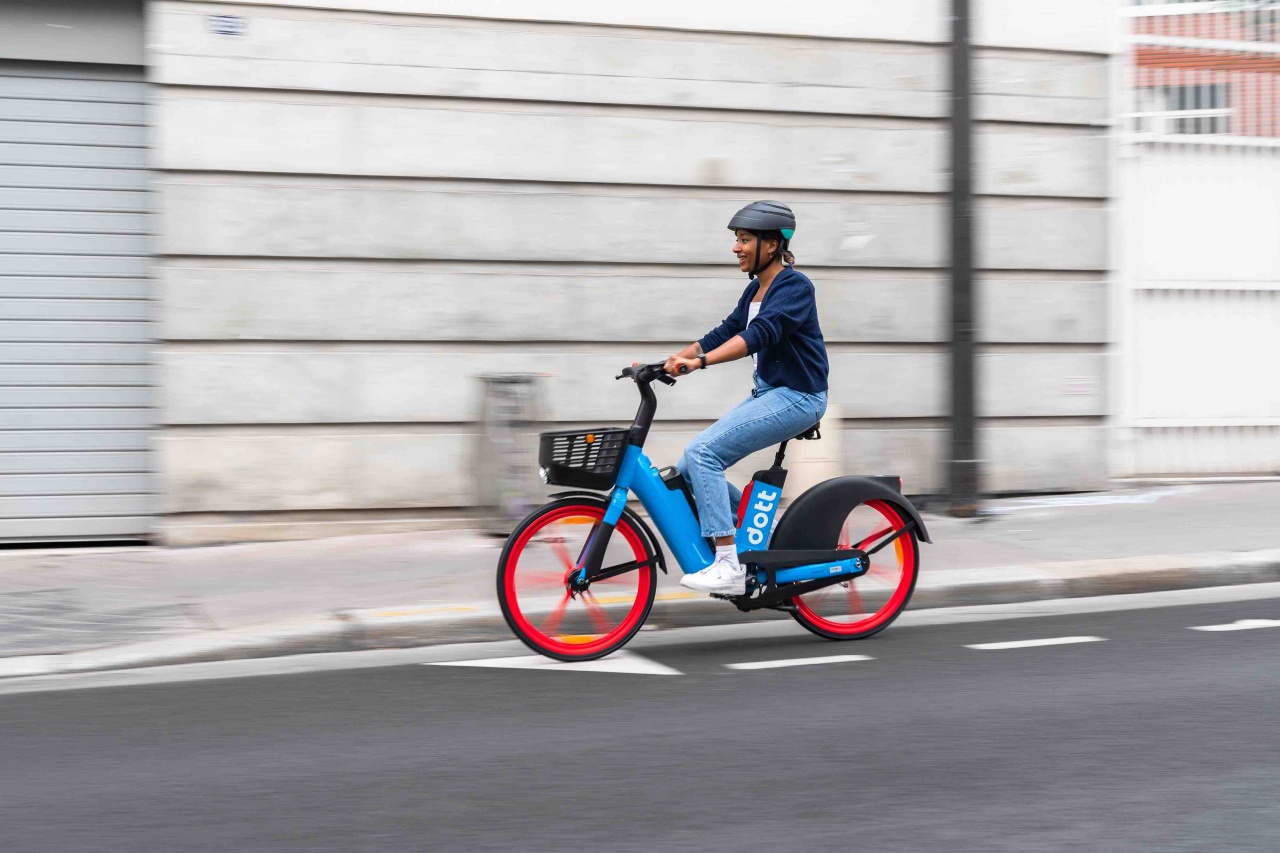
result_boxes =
[2,590,1279,853]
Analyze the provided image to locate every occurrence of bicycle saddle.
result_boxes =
[793,422,822,441]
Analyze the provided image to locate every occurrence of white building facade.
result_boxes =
[1,0,1117,544]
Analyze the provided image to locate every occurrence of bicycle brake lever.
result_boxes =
[656,373,677,386]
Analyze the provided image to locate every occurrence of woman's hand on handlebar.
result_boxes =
[621,359,689,382]
[622,361,666,379]
[663,355,700,376]
[630,358,694,374]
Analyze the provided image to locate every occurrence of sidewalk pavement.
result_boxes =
[2,481,1279,678]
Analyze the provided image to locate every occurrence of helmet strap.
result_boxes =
[743,230,792,278]
[748,235,786,278]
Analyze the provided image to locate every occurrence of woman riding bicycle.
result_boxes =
[652,201,829,596]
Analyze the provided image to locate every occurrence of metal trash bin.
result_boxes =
[473,374,546,536]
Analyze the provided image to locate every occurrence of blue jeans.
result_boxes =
[676,377,827,539]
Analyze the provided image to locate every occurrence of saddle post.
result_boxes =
[772,440,789,469]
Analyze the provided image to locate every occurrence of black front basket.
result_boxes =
[538,428,629,490]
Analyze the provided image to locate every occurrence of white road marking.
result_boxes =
[1191,618,1280,632]
[426,649,682,675]
[725,654,872,671]
[887,581,1280,631]
[966,636,1105,650]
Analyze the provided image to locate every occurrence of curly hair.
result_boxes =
[757,229,795,266]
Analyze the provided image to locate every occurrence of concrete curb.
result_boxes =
[2,548,1279,680]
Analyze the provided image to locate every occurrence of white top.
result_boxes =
[747,301,761,367]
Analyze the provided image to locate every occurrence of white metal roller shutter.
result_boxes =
[1115,8,1280,478]
[0,62,152,542]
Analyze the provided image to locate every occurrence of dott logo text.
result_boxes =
[745,487,779,546]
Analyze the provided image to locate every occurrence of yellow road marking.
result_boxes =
[372,605,477,618]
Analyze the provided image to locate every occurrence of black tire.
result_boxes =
[497,497,658,662]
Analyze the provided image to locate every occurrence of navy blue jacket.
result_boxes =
[698,267,829,394]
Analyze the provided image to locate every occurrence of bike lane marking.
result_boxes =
[425,650,682,675]
[965,636,1105,650]
[1190,618,1280,632]
[725,654,873,671]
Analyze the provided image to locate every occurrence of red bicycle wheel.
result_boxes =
[789,500,919,640]
[497,499,656,661]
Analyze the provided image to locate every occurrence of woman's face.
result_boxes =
[733,229,780,274]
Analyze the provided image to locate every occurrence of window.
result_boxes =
[1133,83,1232,135]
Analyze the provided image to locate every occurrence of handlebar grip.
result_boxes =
[619,362,674,383]
[677,364,689,375]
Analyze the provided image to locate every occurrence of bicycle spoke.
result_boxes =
[867,564,897,583]
[522,567,567,586]
[547,534,577,572]
[519,555,565,581]
[847,580,865,615]
[540,593,572,636]
[582,591,613,635]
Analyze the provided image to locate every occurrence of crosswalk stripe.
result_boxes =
[425,650,682,675]
[725,654,873,671]
[1190,618,1280,632]
[966,636,1105,650]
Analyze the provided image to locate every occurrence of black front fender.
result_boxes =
[771,476,932,550]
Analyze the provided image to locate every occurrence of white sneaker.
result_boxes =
[680,555,747,595]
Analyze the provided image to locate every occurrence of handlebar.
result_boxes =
[615,361,685,447]
[616,362,680,385]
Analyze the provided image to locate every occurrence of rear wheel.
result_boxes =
[497,498,657,661]
[789,500,919,641]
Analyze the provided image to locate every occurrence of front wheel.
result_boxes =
[497,498,657,661]
[789,499,919,641]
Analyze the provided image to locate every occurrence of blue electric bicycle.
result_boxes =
[497,362,931,661]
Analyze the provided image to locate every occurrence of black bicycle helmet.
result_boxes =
[727,200,796,277]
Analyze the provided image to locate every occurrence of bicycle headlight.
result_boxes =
[538,467,549,485]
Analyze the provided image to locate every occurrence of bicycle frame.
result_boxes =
[556,363,872,593]
[595,445,866,587]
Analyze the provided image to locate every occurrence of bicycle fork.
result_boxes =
[570,487,630,589]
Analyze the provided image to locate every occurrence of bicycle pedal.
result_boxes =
[710,593,737,602]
